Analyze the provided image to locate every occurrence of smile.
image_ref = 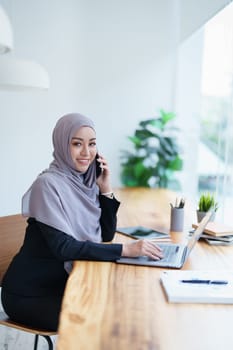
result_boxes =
[77,159,90,166]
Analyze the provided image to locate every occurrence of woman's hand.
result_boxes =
[96,154,113,194]
[121,240,164,260]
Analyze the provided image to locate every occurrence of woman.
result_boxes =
[1,113,163,331]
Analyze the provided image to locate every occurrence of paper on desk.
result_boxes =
[160,270,233,304]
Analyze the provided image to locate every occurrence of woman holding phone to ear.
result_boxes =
[1,113,163,332]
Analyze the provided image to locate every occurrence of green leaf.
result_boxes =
[128,136,141,147]
[168,156,183,171]
[134,162,145,178]
[159,137,176,156]
[140,118,163,131]
[160,110,175,124]
[135,129,154,140]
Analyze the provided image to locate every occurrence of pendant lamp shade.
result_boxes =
[0,5,13,54]
[0,57,50,90]
[0,4,50,90]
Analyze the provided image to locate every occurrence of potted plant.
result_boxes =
[197,192,218,222]
[120,110,183,189]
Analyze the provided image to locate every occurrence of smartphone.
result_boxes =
[95,154,102,178]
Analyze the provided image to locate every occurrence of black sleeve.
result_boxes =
[36,221,122,262]
[99,195,120,242]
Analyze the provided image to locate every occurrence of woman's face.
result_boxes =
[70,126,97,172]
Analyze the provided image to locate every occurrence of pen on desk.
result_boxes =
[180,279,228,285]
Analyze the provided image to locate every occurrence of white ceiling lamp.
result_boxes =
[0,5,13,54]
[0,4,50,90]
[0,57,50,90]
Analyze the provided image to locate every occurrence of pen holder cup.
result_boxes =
[170,207,184,232]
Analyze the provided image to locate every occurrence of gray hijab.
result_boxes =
[22,113,102,244]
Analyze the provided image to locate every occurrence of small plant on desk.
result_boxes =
[197,193,218,222]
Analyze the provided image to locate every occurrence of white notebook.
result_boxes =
[160,270,233,304]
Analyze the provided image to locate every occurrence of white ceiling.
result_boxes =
[180,0,232,41]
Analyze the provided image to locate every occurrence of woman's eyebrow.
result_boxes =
[71,137,96,141]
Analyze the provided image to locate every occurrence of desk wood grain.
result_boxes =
[57,188,233,350]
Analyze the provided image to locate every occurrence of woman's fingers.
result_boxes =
[140,241,164,260]
[122,240,164,260]
[97,155,110,175]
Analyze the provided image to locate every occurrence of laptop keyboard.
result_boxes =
[158,244,180,262]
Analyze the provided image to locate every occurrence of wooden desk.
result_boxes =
[56,188,233,350]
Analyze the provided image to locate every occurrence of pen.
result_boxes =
[180,279,228,285]
[178,198,185,208]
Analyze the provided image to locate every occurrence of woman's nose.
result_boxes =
[80,145,89,156]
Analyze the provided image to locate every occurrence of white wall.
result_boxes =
[0,0,230,215]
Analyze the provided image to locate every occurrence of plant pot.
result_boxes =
[196,210,215,223]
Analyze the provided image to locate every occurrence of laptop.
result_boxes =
[116,211,212,269]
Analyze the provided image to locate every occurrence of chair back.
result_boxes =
[0,214,27,285]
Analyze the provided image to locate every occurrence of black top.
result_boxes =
[2,195,122,297]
